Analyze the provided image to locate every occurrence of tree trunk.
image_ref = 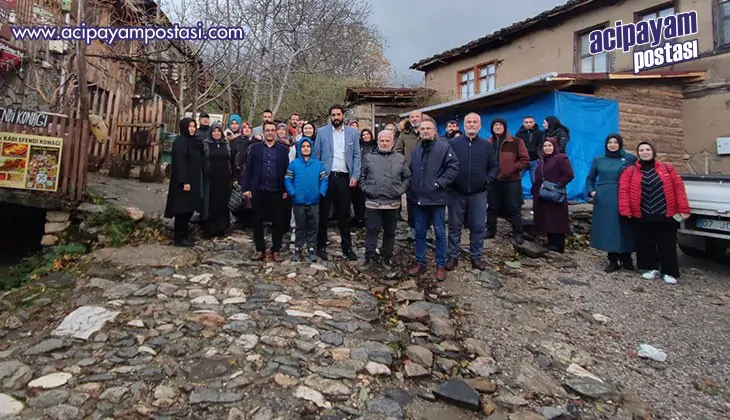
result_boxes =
[76,0,89,121]
[177,64,186,120]
[271,54,296,116]
[191,59,199,116]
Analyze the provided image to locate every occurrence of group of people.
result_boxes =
[163,105,691,284]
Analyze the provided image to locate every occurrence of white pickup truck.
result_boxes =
[677,174,730,260]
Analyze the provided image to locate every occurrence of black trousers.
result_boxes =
[365,209,398,259]
[251,191,285,253]
[486,180,523,234]
[317,172,352,251]
[283,197,293,232]
[293,204,319,251]
[633,219,680,277]
[173,212,193,241]
[547,233,565,253]
[351,187,366,223]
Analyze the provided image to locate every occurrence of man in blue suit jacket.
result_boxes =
[312,104,361,261]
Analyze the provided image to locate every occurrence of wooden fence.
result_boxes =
[112,97,164,164]
[0,113,89,202]
[87,87,123,163]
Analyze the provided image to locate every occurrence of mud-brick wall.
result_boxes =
[595,83,686,168]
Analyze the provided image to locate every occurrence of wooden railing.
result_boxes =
[0,113,89,202]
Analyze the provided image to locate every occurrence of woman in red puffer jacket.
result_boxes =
[618,141,690,285]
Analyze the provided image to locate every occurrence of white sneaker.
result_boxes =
[641,270,660,280]
[661,274,677,284]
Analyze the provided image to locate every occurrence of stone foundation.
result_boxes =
[41,210,72,247]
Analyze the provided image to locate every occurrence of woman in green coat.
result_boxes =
[586,134,637,272]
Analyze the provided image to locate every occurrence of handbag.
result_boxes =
[537,164,566,203]
[229,183,244,213]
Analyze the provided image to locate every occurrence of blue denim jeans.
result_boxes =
[522,159,539,183]
[413,205,446,267]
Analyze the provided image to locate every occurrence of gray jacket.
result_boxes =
[359,147,411,209]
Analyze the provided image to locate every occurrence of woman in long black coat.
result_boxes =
[164,118,203,246]
[201,122,235,238]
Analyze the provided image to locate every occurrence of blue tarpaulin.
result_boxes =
[434,91,619,201]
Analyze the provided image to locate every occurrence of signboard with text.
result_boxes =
[0,132,63,192]
[0,106,51,127]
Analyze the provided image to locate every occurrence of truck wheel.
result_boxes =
[678,243,705,259]
[705,238,728,261]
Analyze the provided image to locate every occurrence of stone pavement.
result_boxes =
[0,224,669,420]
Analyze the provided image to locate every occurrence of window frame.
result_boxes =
[456,60,498,99]
[575,23,610,73]
[716,0,730,49]
[633,2,677,52]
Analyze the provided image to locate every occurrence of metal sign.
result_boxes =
[0,107,50,127]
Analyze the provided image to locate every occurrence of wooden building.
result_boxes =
[344,87,435,133]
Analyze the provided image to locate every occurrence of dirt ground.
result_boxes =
[424,224,730,420]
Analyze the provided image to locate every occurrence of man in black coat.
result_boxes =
[241,121,290,262]
[513,115,544,183]
[445,112,498,271]
[164,117,204,247]
[407,117,459,282]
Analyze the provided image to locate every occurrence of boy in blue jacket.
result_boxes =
[284,137,328,261]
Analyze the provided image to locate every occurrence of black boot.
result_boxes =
[381,257,393,271]
[513,233,524,244]
[620,254,635,271]
[604,253,620,272]
[604,260,620,273]
[174,238,194,247]
[362,258,377,270]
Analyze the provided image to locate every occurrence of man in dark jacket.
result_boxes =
[241,121,290,262]
[445,113,498,271]
[487,118,530,244]
[444,119,462,140]
[195,112,211,142]
[407,116,459,281]
[513,116,544,183]
[359,130,411,270]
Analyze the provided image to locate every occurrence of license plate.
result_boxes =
[697,218,730,233]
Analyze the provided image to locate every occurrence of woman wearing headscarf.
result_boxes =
[543,116,570,154]
[531,137,574,253]
[227,114,247,179]
[200,122,235,238]
[618,141,690,284]
[164,117,203,246]
[351,128,377,228]
[586,134,637,272]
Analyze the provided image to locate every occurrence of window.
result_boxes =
[636,4,676,51]
[458,69,475,98]
[577,31,608,73]
[458,61,497,98]
[718,0,730,47]
[479,63,496,93]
